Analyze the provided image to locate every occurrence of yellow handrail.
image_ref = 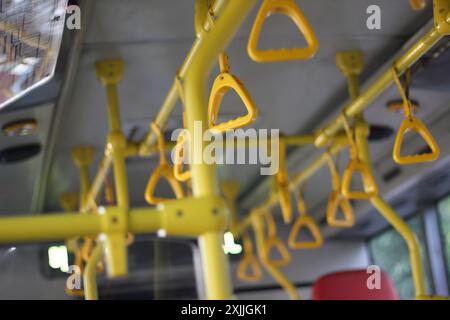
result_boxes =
[83,244,103,300]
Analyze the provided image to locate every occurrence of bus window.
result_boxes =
[368,216,433,299]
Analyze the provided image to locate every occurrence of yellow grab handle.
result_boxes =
[288,215,322,249]
[262,236,291,267]
[341,158,378,200]
[145,122,185,205]
[145,163,185,205]
[390,66,440,165]
[288,190,322,249]
[262,211,291,266]
[324,153,355,227]
[237,255,263,282]
[247,0,319,62]
[393,116,440,165]
[208,58,258,133]
[326,191,355,228]
[237,234,263,282]
[275,137,293,224]
[173,131,191,182]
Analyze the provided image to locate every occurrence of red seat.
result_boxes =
[312,269,399,300]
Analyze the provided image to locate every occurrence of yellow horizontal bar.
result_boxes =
[0,208,162,244]
[0,213,101,243]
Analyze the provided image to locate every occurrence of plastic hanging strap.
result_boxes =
[324,152,355,228]
[237,233,263,282]
[288,190,323,249]
[208,52,259,133]
[145,122,185,205]
[275,136,293,223]
[262,210,291,267]
[391,65,440,165]
[173,111,192,182]
[247,0,319,62]
[340,113,378,200]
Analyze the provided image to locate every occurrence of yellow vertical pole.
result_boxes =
[96,59,129,278]
[83,245,103,300]
[183,0,258,299]
[71,146,94,212]
[355,124,426,298]
[338,49,426,297]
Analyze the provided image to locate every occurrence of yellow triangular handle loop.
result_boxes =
[341,159,378,200]
[145,122,185,205]
[237,234,263,282]
[275,137,293,224]
[288,215,323,249]
[326,191,355,228]
[393,110,440,165]
[263,236,291,267]
[391,65,440,165]
[262,211,291,266]
[325,152,355,227]
[237,255,263,282]
[247,0,319,62]
[208,54,258,133]
[288,190,322,249]
[145,164,185,205]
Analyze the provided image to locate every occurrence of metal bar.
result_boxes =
[83,244,103,300]
[106,84,123,132]
[0,213,101,243]
[0,208,161,244]
[353,118,426,298]
[183,0,258,299]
